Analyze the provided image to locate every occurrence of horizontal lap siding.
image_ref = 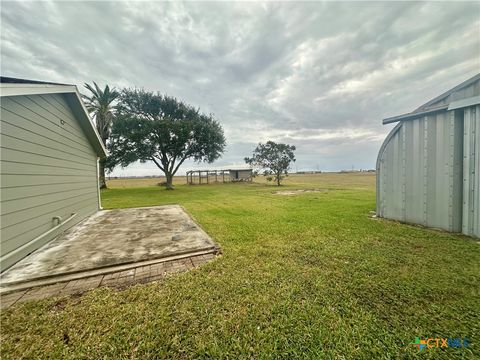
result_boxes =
[1,200,98,255]
[0,93,100,271]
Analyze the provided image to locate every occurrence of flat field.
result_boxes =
[1,173,478,359]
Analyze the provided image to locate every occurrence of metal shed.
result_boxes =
[377,73,480,237]
[0,77,107,271]
[186,168,253,185]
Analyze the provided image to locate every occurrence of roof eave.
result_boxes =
[447,95,480,111]
[382,105,448,125]
[0,76,71,86]
[0,84,78,97]
[413,73,480,112]
[383,93,480,125]
[65,89,108,158]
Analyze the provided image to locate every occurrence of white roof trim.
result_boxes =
[71,89,108,157]
[383,105,448,124]
[448,95,480,111]
[0,84,77,97]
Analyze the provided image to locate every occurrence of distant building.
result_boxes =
[0,77,107,271]
[377,73,479,237]
[186,168,253,185]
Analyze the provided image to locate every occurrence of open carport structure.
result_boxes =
[186,168,253,185]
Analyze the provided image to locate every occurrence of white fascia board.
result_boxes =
[68,87,108,158]
[0,84,77,97]
[72,89,108,157]
[448,95,480,111]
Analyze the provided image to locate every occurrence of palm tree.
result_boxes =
[83,82,120,189]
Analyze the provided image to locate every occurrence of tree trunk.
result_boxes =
[277,172,281,186]
[165,173,174,190]
[99,158,107,189]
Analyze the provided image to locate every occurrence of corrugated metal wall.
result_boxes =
[0,93,100,271]
[377,110,463,231]
[377,106,479,237]
[462,105,480,236]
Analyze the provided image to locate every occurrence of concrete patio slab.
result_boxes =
[0,205,218,288]
[0,253,217,309]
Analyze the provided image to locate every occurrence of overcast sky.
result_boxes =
[2,1,479,176]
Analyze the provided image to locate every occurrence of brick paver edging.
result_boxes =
[0,253,217,309]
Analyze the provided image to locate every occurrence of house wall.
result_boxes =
[0,93,100,271]
[377,106,479,237]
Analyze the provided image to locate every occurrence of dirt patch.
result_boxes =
[273,189,329,196]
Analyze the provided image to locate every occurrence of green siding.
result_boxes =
[0,93,100,271]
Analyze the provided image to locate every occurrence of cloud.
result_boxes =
[1,1,479,175]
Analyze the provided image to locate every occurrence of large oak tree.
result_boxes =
[245,141,296,186]
[107,89,226,189]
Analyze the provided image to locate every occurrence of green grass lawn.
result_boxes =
[1,174,479,359]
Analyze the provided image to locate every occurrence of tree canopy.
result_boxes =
[108,89,226,189]
[245,141,296,186]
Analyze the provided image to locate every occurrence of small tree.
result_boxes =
[83,82,120,189]
[245,141,296,186]
[107,89,226,189]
